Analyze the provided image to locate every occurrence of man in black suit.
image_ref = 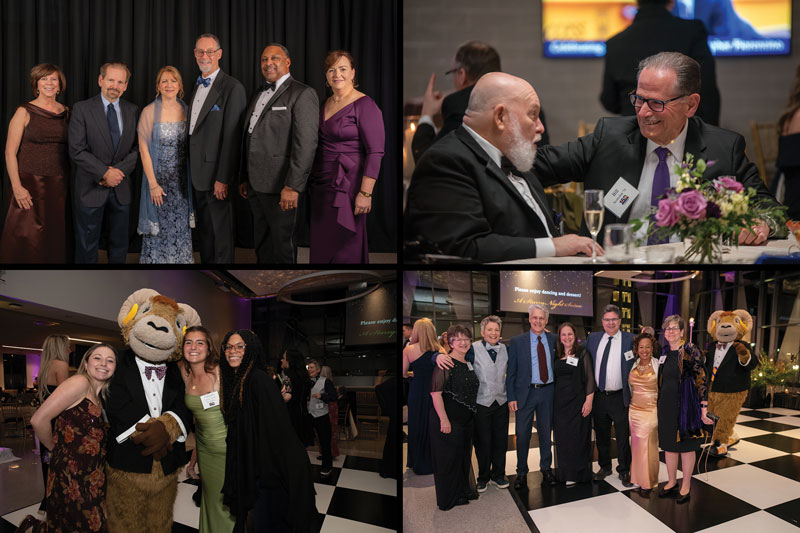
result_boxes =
[405,72,601,262]
[188,33,247,263]
[601,0,721,125]
[585,304,635,486]
[536,52,777,246]
[69,62,139,263]
[239,44,318,263]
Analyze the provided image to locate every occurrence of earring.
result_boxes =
[325,81,330,88]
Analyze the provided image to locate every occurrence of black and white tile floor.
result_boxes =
[503,407,800,532]
[1,451,398,532]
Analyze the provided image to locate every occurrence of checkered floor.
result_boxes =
[1,451,397,532]
[502,407,800,532]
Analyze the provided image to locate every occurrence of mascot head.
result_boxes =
[707,309,752,344]
[118,289,201,364]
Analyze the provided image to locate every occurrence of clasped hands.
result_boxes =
[100,166,125,188]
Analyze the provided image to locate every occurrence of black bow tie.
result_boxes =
[500,156,520,176]
[262,81,276,92]
[196,76,211,88]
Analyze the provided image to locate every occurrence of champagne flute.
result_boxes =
[584,189,604,263]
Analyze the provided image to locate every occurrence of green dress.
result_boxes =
[186,394,235,533]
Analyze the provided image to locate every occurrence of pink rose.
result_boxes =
[676,190,707,220]
[714,175,744,193]
[654,199,679,226]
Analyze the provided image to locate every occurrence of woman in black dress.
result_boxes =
[280,348,314,446]
[553,322,596,484]
[657,315,712,503]
[429,324,479,511]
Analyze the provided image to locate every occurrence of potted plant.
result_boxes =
[751,352,794,409]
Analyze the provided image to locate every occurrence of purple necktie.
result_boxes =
[648,147,671,245]
[145,365,167,380]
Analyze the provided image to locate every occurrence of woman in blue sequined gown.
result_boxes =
[137,66,194,264]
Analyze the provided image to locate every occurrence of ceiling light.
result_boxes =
[68,337,102,345]
[2,345,42,351]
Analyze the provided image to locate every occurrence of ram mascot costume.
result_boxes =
[105,289,200,532]
[705,309,759,457]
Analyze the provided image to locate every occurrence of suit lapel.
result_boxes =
[123,357,148,414]
[684,118,707,169]
[251,77,292,132]
[523,172,560,236]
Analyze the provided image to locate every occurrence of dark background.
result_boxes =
[0,0,398,256]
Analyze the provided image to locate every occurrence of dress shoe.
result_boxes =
[658,483,678,497]
[541,469,558,486]
[593,468,612,481]
[513,475,527,489]
[637,487,652,497]
[16,515,38,533]
[677,490,691,504]
[619,471,633,488]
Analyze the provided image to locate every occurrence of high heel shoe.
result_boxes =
[676,490,691,504]
[658,483,677,497]
[16,515,39,533]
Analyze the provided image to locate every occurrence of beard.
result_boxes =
[504,115,538,172]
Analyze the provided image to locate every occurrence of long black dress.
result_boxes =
[407,350,436,474]
[429,360,479,511]
[658,346,707,452]
[283,367,314,446]
[553,347,597,483]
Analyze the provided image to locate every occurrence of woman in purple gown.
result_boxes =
[309,50,385,263]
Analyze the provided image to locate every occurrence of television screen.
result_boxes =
[542,0,791,58]
[499,271,594,317]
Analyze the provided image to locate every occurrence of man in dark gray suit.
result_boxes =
[69,62,139,263]
[188,33,247,263]
[239,43,318,263]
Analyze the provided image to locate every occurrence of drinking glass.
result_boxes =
[583,189,604,263]
[604,223,632,263]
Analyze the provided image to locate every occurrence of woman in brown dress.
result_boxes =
[0,63,70,263]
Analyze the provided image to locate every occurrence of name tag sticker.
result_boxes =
[605,177,640,218]
[566,356,578,367]
[271,106,287,111]
[200,391,220,410]
[624,350,634,361]
[659,355,667,365]
[466,362,474,371]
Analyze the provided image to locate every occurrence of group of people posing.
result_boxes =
[18,332,339,532]
[1,33,385,264]
[403,304,756,512]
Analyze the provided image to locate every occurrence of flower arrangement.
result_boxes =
[631,153,786,263]
[751,352,795,409]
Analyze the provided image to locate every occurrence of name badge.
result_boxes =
[566,356,578,367]
[624,350,634,361]
[466,362,474,371]
[200,391,220,410]
[659,355,667,365]
[271,106,287,111]
[605,177,640,218]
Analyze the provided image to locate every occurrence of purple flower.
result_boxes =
[714,176,744,193]
[706,201,722,219]
[654,198,679,226]
[676,189,707,220]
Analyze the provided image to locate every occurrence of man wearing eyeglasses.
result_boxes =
[586,304,635,486]
[534,51,777,247]
[188,33,247,263]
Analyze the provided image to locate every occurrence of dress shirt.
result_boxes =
[462,124,556,257]
[190,68,221,135]
[100,94,123,137]
[595,330,623,391]
[528,331,553,385]
[134,357,187,442]
[248,72,291,134]
[714,341,751,368]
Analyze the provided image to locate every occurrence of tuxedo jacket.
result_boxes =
[104,350,189,475]
[601,5,720,125]
[188,70,247,191]
[68,94,139,207]
[705,340,758,393]
[533,116,776,239]
[405,126,560,262]
[241,76,319,194]
[506,331,557,408]
[586,330,636,407]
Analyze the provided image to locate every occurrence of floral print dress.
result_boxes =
[34,397,109,532]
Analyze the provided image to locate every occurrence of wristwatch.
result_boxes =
[359,190,372,198]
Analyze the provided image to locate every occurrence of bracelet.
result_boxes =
[150,185,159,190]
[359,190,372,198]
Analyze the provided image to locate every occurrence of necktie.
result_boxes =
[648,147,671,245]
[537,335,548,383]
[145,365,167,380]
[598,335,612,391]
[196,76,211,88]
[106,103,120,152]
[500,156,519,175]
[262,81,276,92]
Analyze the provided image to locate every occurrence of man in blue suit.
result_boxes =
[507,303,558,488]
[586,304,636,486]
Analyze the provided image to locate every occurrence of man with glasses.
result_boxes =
[586,304,635,486]
[188,33,246,263]
[534,51,777,246]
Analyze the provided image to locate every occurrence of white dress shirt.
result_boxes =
[596,330,623,391]
[135,358,187,442]
[713,341,751,369]
[189,68,221,135]
[248,72,291,134]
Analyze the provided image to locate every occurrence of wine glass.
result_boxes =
[584,189,604,263]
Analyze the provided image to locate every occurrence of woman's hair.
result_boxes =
[555,322,577,358]
[778,64,800,134]
[38,335,70,403]
[633,332,656,358]
[76,344,119,401]
[662,314,685,331]
[323,49,358,88]
[445,324,473,344]
[320,365,334,380]
[283,348,310,380]
[412,318,444,353]
[30,63,66,97]
[219,330,267,424]
[155,65,184,99]
[181,325,219,376]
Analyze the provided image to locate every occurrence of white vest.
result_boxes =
[472,340,508,407]
[308,376,329,418]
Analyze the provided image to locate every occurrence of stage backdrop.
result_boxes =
[0,0,398,255]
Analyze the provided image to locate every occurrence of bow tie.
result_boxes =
[500,156,520,176]
[262,81,276,92]
[145,365,167,380]
[196,76,211,88]
[716,342,729,350]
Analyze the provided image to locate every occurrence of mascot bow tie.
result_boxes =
[716,342,730,350]
[145,365,167,380]
[196,76,211,88]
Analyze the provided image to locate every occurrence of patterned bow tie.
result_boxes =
[145,365,167,380]
[196,76,211,88]
[716,342,729,350]
[262,81,276,92]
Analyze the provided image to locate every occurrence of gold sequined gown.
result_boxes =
[628,362,659,489]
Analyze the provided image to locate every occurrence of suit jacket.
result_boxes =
[405,126,560,262]
[506,330,557,408]
[241,76,319,194]
[68,94,139,207]
[533,116,777,239]
[705,340,758,393]
[104,350,189,475]
[601,5,720,125]
[188,70,247,191]
[586,330,635,407]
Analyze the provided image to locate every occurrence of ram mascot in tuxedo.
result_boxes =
[705,309,759,457]
[105,289,200,532]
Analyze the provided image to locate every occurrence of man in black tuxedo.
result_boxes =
[585,304,635,486]
[601,0,721,125]
[69,62,139,263]
[405,72,601,262]
[536,52,777,246]
[239,43,318,263]
[188,33,247,263]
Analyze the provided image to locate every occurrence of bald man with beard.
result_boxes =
[404,72,602,263]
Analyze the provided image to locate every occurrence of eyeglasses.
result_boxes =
[194,48,220,57]
[664,326,681,332]
[629,92,685,112]
[444,66,462,76]
[450,337,471,344]
[223,343,246,352]
[602,318,620,323]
